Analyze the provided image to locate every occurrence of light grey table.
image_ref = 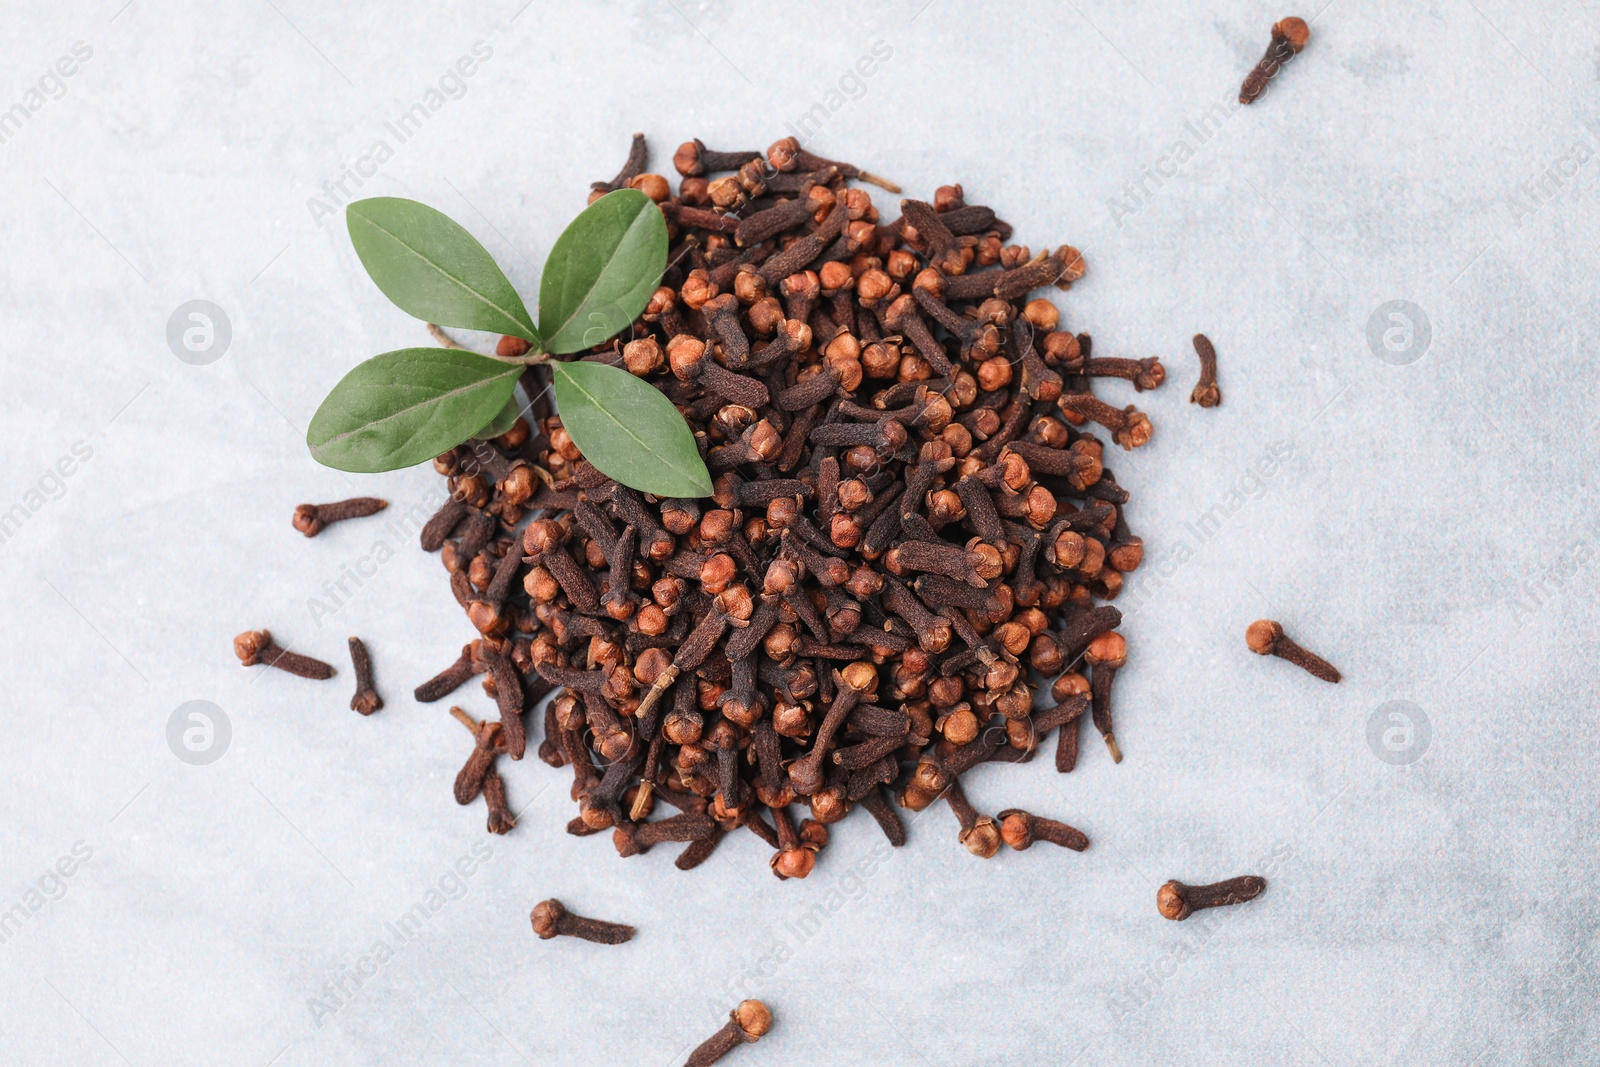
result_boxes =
[2,1,1596,1063]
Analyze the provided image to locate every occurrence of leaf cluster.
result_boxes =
[307,191,711,497]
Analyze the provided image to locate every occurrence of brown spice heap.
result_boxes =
[418,134,1164,874]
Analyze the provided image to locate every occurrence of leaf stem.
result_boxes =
[527,462,557,489]
[426,323,545,365]
[427,323,467,350]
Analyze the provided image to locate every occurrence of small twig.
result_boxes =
[426,323,544,365]
[527,463,557,489]
[428,323,467,350]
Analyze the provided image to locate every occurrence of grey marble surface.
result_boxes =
[2,1,1598,1063]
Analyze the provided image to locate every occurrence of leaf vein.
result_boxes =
[544,206,657,346]
[352,207,534,337]
[313,362,520,449]
[555,364,706,491]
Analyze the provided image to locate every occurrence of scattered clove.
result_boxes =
[292,496,387,537]
[1246,619,1340,683]
[530,899,635,944]
[233,630,335,680]
[1239,17,1310,105]
[347,637,382,714]
[1157,875,1267,920]
[998,809,1088,851]
[1190,333,1221,407]
[685,1000,772,1067]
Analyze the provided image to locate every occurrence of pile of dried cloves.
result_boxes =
[419,133,1165,875]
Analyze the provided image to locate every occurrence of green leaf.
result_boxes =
[551,360,711,497]
[347,198,539,343]
[539,189,668,354]
[473,396,522,440]
[308,348,524,473]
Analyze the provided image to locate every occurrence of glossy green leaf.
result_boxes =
[538,189,668,354]
[473,396,522,440]
[550,360,711,497]
[308,348,524,473]
[347,198,539,343]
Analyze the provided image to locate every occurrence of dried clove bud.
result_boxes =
[1157,876,1267,920]
[1190,333,1221,407]
[686,999,773,1067]
[347,637,382,714]
[998,809,1088,851]
[530,898,635,943]
[1246,619,1340,683]
[233,630,335,680]
[293,496,387,537]
[1239,18,1310,105]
